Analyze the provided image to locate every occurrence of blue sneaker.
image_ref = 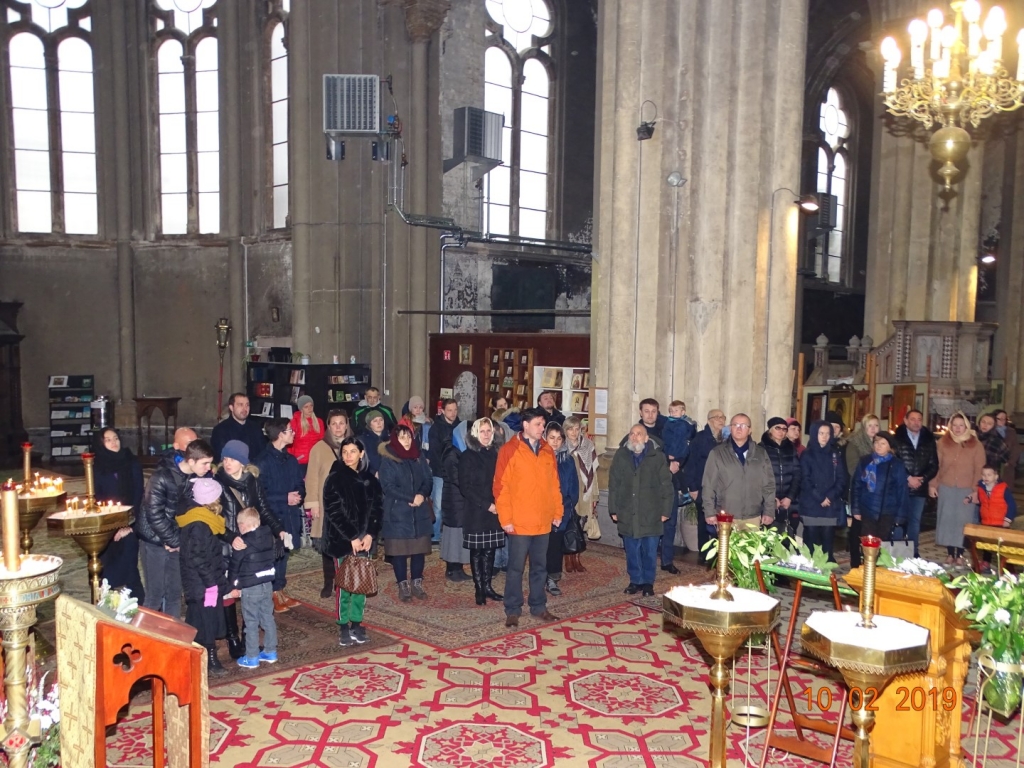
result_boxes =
[257,651,278,664]
[237,656,259,669]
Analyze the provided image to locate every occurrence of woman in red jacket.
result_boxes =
[289,395,325,469]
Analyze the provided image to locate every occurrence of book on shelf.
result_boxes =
[260,402,274,417]
[289,369,306,385]
[281,404,293,419]
[570,373,583,390]
[541,368,558,388]
[583,372,591,388]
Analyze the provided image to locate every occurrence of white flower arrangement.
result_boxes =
[891,557,947,577]
[96,579,140,624]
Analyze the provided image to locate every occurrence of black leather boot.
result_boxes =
[321,554,336,599]
[207,645,228,677]
[483,549,503,601]
[224,603,244,659]
[470,550,486,605]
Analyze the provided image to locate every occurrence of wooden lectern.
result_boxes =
[54,596,208,768]
[844,568,971,768]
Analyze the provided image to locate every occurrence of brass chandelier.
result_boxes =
[881,1,1024,191]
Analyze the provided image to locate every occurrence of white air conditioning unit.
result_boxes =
[323,74,380,135]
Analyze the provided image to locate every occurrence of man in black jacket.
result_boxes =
[138,435,212,618]
[427,399,460,543]
[760,417,801,534]
[211,393,266,463]
[892,409,938,557]
[681,409,726,556]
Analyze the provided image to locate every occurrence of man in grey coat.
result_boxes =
[701,413,776,530]
[609,425,675,597]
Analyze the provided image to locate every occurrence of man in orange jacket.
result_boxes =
[493,408,563,627]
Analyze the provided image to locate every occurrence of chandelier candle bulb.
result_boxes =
[1017,29,1024,79]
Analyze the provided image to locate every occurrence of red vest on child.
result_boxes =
[979,482,1010,526]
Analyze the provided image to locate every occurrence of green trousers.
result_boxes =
[335,557,366,624]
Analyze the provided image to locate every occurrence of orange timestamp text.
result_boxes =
[801,686,958,712]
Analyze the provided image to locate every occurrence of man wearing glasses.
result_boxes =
[700,414,777,532]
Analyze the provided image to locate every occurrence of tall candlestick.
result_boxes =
[21,443,31,484]
[859,535,881,629]
[1,483,21,572]
[82,453,95,510]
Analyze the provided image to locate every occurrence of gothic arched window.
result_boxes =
[815,87,851,284]
[151,0,219,235]
[266,0,288,229]
[3,0,96,235]
[483,0,553,240]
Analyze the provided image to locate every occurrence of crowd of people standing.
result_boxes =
[88,382,1020,676]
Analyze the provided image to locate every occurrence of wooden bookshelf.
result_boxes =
[533,366,590,426]
[483,347,535,412]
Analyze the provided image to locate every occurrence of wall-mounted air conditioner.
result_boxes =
[323,74,380,135]
[444,106,503,179]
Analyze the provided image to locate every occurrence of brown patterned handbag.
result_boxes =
[336,552,379,596]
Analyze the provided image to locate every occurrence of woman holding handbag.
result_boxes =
[305,410,353,598]
[322,437,383,647]
[564,416,600,570]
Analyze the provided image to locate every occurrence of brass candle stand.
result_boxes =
[663,514,781,767]
[15,444,65,555]
[45,453,133,604]
[0,484,62,768]
[800,536,931,768]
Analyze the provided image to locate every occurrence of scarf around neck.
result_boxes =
[175,505,226,536]
[388,431,421,460]
[863,451,894,493]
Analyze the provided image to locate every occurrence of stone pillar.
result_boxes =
[219,0,245,406]
[994,129,1024,414]
[590,0,808,452]
[863,7,983,345]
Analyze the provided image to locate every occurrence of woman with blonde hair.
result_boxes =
[563,416,599,571]
[458,417,506,605]
[288,395,325,469]
[930,411,986,565]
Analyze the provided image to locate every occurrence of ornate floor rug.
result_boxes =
[103,600,1022,767]
[282,543,712,650]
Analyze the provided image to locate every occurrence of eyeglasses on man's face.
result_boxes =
[730,423,751,431]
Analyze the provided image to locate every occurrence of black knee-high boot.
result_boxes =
[470,550,487,605]
[224,602,243,659]
[483,549,503,601]
[321,554,335,599]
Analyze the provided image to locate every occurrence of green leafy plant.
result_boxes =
[701,527,792,592]
[680,500,699,523]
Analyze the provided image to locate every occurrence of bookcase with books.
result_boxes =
[246,362,372,422]
[483,347,535,411]
[533,366,590,427]
[48,373,95,462]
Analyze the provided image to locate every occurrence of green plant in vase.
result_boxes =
[950,570,1024,716]
[701,526,791,592]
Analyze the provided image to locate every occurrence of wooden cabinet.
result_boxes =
[247,362,372,422]
[483,347,535,412]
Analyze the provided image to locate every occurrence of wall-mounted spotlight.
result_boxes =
[980,253,996,264]
[666,171,687,187]
[636,122,655,141]
[798,194,820,212]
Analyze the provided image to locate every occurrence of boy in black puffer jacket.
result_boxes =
[227,507,278,669]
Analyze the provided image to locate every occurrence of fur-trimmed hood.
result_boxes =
[465,426,507,452]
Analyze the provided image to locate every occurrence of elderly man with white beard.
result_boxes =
[608,424,675,597]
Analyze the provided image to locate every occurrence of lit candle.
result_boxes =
[928,8,945,62]
[909,19,929,79]
[881,36,901,92]
[1,481,20,572]
[55,477,63,491]
[984,6,1006,62]
[965,0,982,56]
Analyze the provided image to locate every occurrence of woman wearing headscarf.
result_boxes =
[930,412,986,565]
[93,427,146,601]
[563,416,599,571]
[798,421,849,562]
[398,395,432,445]
[288,395,324,469]
[378,424,434,601]
[360,410,390,476]
[440,424,472,582]
[305,409,353,598]
[850,432,909,540]
[844,414,881,567]
[458,417,506,605]
[322,436,383,647]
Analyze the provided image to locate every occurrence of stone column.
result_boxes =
[993,130,1024,414]
[590,0,808,452]
[862,7,984,345]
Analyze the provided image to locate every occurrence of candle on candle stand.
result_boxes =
[984,6,1006,62]
[909,19,928,79]
[1,481,21,572]
[858,535,882,629]
[21,443,32,483]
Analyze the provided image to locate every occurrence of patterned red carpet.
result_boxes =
[104,600,1022,767]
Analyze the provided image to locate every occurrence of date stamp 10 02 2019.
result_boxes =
[801,686,959,712]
